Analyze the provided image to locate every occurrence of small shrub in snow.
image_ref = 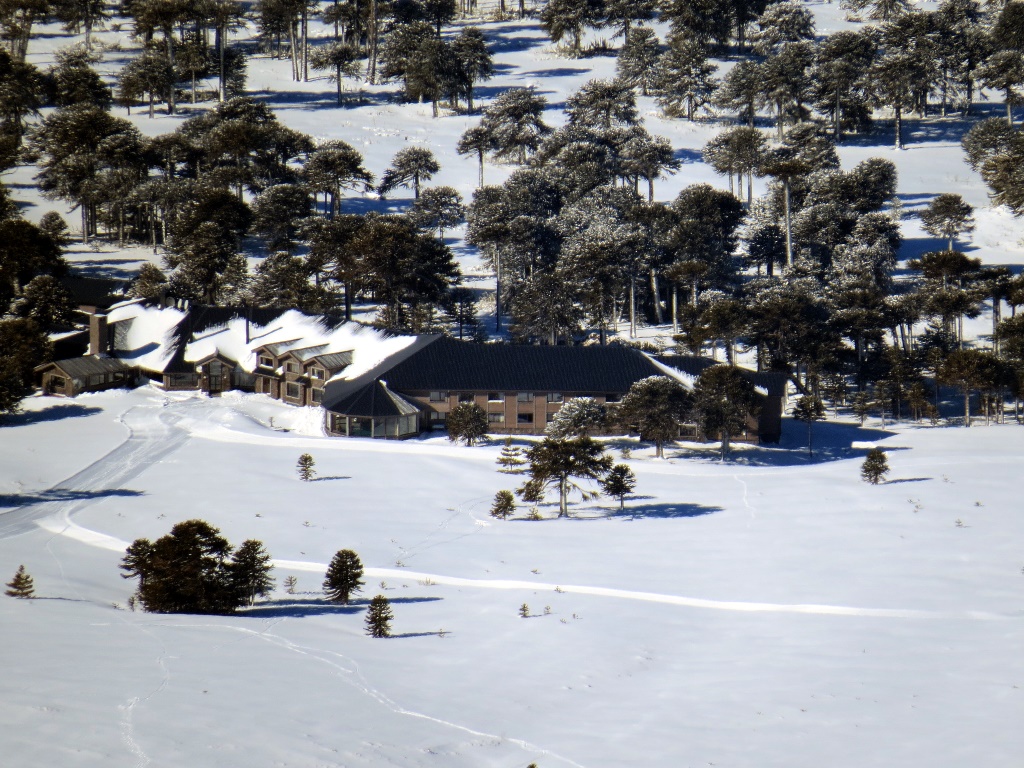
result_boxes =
[297,453,316,481]
[283,575,298,594]
[490,489,516,519]
[861,448,889,484]
[323,549,364,604]
[496,437,527,474]
[519,602,530,618]
[5,565,34,598]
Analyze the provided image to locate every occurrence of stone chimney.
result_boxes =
[89,312,109,356]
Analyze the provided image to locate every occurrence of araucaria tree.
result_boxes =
[5,565,35,598]
[496,437,527,473]
[364,594,394,637]
[323,549,364,604]
[617,376,692,458]
[691,366,761,460]
[447,402,488,445]
[792,394,825,457]
[518,437,613,517]
[601,464,637,512]
[297,453,316,480]
[119,520,270,614]
[490,489,516,519]
[377,147,440,199]
[861,448,889,484]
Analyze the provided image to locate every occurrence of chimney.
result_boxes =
[89,312,109,356]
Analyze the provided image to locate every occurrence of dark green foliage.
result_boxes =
[447,402,488,446]
[518,436,613,517]
[5,565,34,598]
[324,549,364,604]
[117,47,174,118]
[378,147,440,199]
[297,453,316,480]
[0,317,52,417]
[601,464,636,511]
[691,366,761,460]
[617,29,661,97]
[617,376,692,458]
[164,221,249,304]
[0,218,68,308]
[539,0,602,54]
[229,540,275,607]
[792,394,825,457]
[477,88,550,165]
[303,141,374,218]
[546,397,606,439]
[127,263,169,302]
[309,41,361,105]
[411,186,464,239]
[496,437,527,474]
[11,275,75,330]
[653,36,717,120]
[251,183,311,252]
[365,595,393,637]
[861,448,889,484]
[490,489,516,519]
[920,194,974,252]
[119,519,265,614]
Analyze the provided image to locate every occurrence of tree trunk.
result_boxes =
[784,179,793,269]
[671,286,678,334]
[894,104,903,150]
[650,268,663,324]
[559,477,568,517]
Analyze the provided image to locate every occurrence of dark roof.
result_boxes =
[329,380,420,418]
[156,306,297,374]
[62,275,128,310]
[380,337,666,393]
[312,351,353,370]
[36,355,134,379]
[654,355,790,397]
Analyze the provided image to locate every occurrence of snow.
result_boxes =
[3,3,1024,765]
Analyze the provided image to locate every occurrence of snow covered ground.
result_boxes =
[2,389,1023,767]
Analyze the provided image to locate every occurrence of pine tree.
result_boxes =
[323,549,364,604]
[297,453,316,481]
[545,397,607,439]
[792,394,825,457]
[478,88,551,164]
[283,575,298,594]
[364,594,393,637]
[861,448,889,484]
[617,376,692,458]
[920,194,974,252]
[490,489,516,519]
[601,464,636,512]
[616,28,661,97]
[377,147,440,199]
[447,402,488,446]
[309,41,361,105]
[518,437,613,517]
[5,565,34,598]
[691,366,761,460]
[410,186,464,239]
[496,437,528,474]
[229,540,275,607]
[653,36,717,120]
[851,390,871,425]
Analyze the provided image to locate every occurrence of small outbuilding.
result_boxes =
[325,380,422,439]
[35,356,137,397]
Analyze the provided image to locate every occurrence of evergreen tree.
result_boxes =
[303,140,374,218]
[539,0,602,55]
[603,0,655,39]
[691,366,761,460]
[410,186,464,239]
[600,463,636,512]
[323,549,364,604]
[861,447,889,484]
[490,489,516,519]
[496,436,528,474]
[47,47,111,108]
[297,453,316,480]
[518,436,613,517]
[617,376,692,458]
[309,41,361,105]
[229,540,275,607]
[653,36,717,120]
[117,47,175,118]
[12,275,75,330]
[164,221,249,305]
[867,51,919,150]
[478,87,550,164]
[843,0,909,23]
[377,146,440,199]
[977,50,1024,127]
[546,397,607,439]
[920,194,974,252]
[811,30,876,139]
[566,78,639,130]
[750,0,815,57]
[792,394,825,457]
[447,402,488,445]
[364,594,393,637]
[457,124,496,187]
[939,348,990,427]
[252,183,311,252]
[4,565,34,598]
[0,317,51,417]
[715,59,763,127]
[451,27,493,112]
[616,27,661,96]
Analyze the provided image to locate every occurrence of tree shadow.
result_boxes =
[885,477,931,484]
[609,502,723,519]
[390,630,447,638]
[311,475,351,481]
[1,404,103,427]
[674,147,704,165]
[519,66,591,79]
[240,594,442,618]
[0,488,144,509]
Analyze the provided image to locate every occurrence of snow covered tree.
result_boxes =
[861,448,889,484]
[691,366,761,460]
[164,222,249,305]
[410,186,464,239]
[539,0,602,55]
[496,437,528,473]
[447,402,488,446]
[920,194,974,252]
[750,0,814,56]
[377,147,440,199]
[490,489,516,519]
[457,124,497,187]
[364,594,393,637]
[478,87,550,164]
[601,463,636,511]
[309,41,361,104]
[229,540,275,607]
[653,36,717,120]
[451,27,493,112]
[5,565,34,598]
[811,30,876,139]
[617,376,691,458]
[297,453,316,481]
[715,59,763,127]
[792,394,825,457]
[323,549,364,604]
[303,140,375,218]
[566,78,639,130]
[545,397,606,439]
[867,51,919,150]
[519,437,613,517]
[117,47,175,118]
[251,183,312,252]
[843,0,909,23]
[616,27,661,96]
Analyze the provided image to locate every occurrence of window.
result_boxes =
[546,392,563,403]
[487,392,504,402]
[458,392,474,403]
[285,362,299,374]
[311,388,323,404]
[605,393,623,403]
[488,412,504,423]
[517,413,533,424]
[429,391,448,402]
[285,382,301,399]
[517,392,534,403]
[431,410,446,421]
[258,356,273,368]
[209,361,223,376]
[546,412,556,422]
[310,367,326,380]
